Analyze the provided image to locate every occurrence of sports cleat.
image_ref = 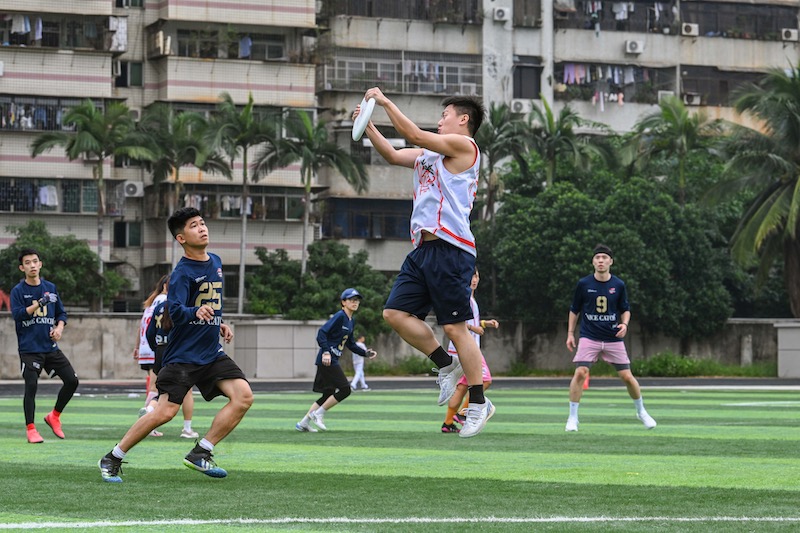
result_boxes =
[44,412,65,439]
[434,356,464,406]
[441,423,460,433]
[183,448,227,478]
[180,429,200,439]
[637,412,657,429]
[295,421,318,433]
[148,429,163,437]
[308,411,327,431]
[98,455,124,483]
[565,417,579,432]
[27,427,44,444]
[459,398,495,438]
[452,413,466,426]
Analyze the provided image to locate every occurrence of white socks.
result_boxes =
[569,402,579,418]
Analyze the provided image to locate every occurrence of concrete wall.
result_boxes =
[0,314,790,379]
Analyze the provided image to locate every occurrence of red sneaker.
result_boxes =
[27,427,44,443]
[44,412,65,439]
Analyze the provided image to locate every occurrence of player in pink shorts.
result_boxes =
[565,244,656,432]
[441,269,497,433]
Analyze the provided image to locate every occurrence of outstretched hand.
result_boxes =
[366,349,377,360]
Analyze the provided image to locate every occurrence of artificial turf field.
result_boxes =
[1,385,799,532]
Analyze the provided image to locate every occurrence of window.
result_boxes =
[114,221,142,248]
[513,57,543,99]
[177,30,218,58]
[0,96,103,132]
[115,62,143,88]
[322,198,411,240]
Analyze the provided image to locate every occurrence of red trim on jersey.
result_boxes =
[440,226,476,248]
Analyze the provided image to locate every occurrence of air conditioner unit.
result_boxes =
[510,99,532,114]
[459,82,477,95]
[657,90,675,102]
[782,28,799,42]
[493,7,511,22]
[625,40,644,54]
[112,60,121,78]
[129,109,140,121]
[682,23,699,37]
[683,93,701,106]
[123,181,145,198]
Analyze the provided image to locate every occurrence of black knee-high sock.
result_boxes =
[468,384,485,404]
[427,346,452,369]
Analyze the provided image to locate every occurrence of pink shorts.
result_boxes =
[457,353,492,386]
[572,338,630,366]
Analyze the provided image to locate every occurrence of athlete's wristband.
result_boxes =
[480,320,486,328]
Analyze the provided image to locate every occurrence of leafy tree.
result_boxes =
[247,240,392,339]
[30,100,155,310]
[254,110,368,277]
[138,104,230,266]
[493,178,733,345]
[473,102,530,221]
[205,92,280,313]
[525,96,614,187]
[0,220,127,306]
[629,95,722,205]
[708,65,800,316]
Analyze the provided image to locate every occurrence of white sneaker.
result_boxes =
[435,356,464,406]
[295,421,318,433]
[459,398,495,438]
[565,417,579,432]
[180,428,200,439]
[308,411,327,431]
[637,412,657,429]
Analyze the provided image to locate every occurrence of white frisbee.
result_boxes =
[352,97,376,141]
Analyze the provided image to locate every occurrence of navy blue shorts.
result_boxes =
[384,239,475,325]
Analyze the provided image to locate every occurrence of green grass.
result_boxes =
[1,386,800,531]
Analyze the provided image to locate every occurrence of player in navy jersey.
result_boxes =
[565,244,656,432]
[11,248,79,444]
[353,88,493,438]
[99,207,253,483]
[296,288,377,432]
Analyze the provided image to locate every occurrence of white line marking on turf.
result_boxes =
[4,517,800,528]
[721,401,800,406]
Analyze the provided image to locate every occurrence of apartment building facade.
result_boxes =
[0,0,797,310]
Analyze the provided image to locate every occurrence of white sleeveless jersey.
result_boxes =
[410,137,480,256]
[137,293,167,364]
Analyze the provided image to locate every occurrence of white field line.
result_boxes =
[3,516,800,529]
[721,401,800,406]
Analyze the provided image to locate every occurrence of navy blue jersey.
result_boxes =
[145,300,169,352]
[570,274,630,343]
[315,310,367,366]
[10,278,67,354]
[165,253,224,365]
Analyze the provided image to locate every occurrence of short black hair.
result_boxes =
[440,95,486,137]
[593,244,613,258]
[18,248,40,264]
[168,207,202,238]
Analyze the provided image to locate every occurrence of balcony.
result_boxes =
[145,0,316,29]
[319,0,481,25]
[0,48,114,99]
[146,56,315,108]
[0,1,112,16]
[554,28,679,67]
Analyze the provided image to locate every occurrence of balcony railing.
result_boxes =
[320,0,481,24]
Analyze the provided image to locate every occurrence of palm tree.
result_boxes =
[707,65,800,316]
[30,99,155,311]
[630,95,722,205]
[253,109,368,277]
[525,97,614,187]
[474,102,530,221]
[206,92,280,314]
[138,104,231,267]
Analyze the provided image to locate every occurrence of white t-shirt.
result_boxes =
[352,341,368,366]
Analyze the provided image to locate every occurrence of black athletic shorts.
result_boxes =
[312,363,350,394]
[20,350,75,378]
[139,363,154,372]
[155,354,247,405]
[153,345,166,375]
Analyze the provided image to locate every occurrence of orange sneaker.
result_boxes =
[27,427,44,443]
[44,412,65,439]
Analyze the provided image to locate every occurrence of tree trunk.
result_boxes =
[784,237,800,318]
[171,177,183,268]
[237,153,249,314]
[95,161,105,313]
[300,169,312,278]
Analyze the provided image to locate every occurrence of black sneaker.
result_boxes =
[441,423,460,434]
[98,454,124,483]
[183,447,227,478]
